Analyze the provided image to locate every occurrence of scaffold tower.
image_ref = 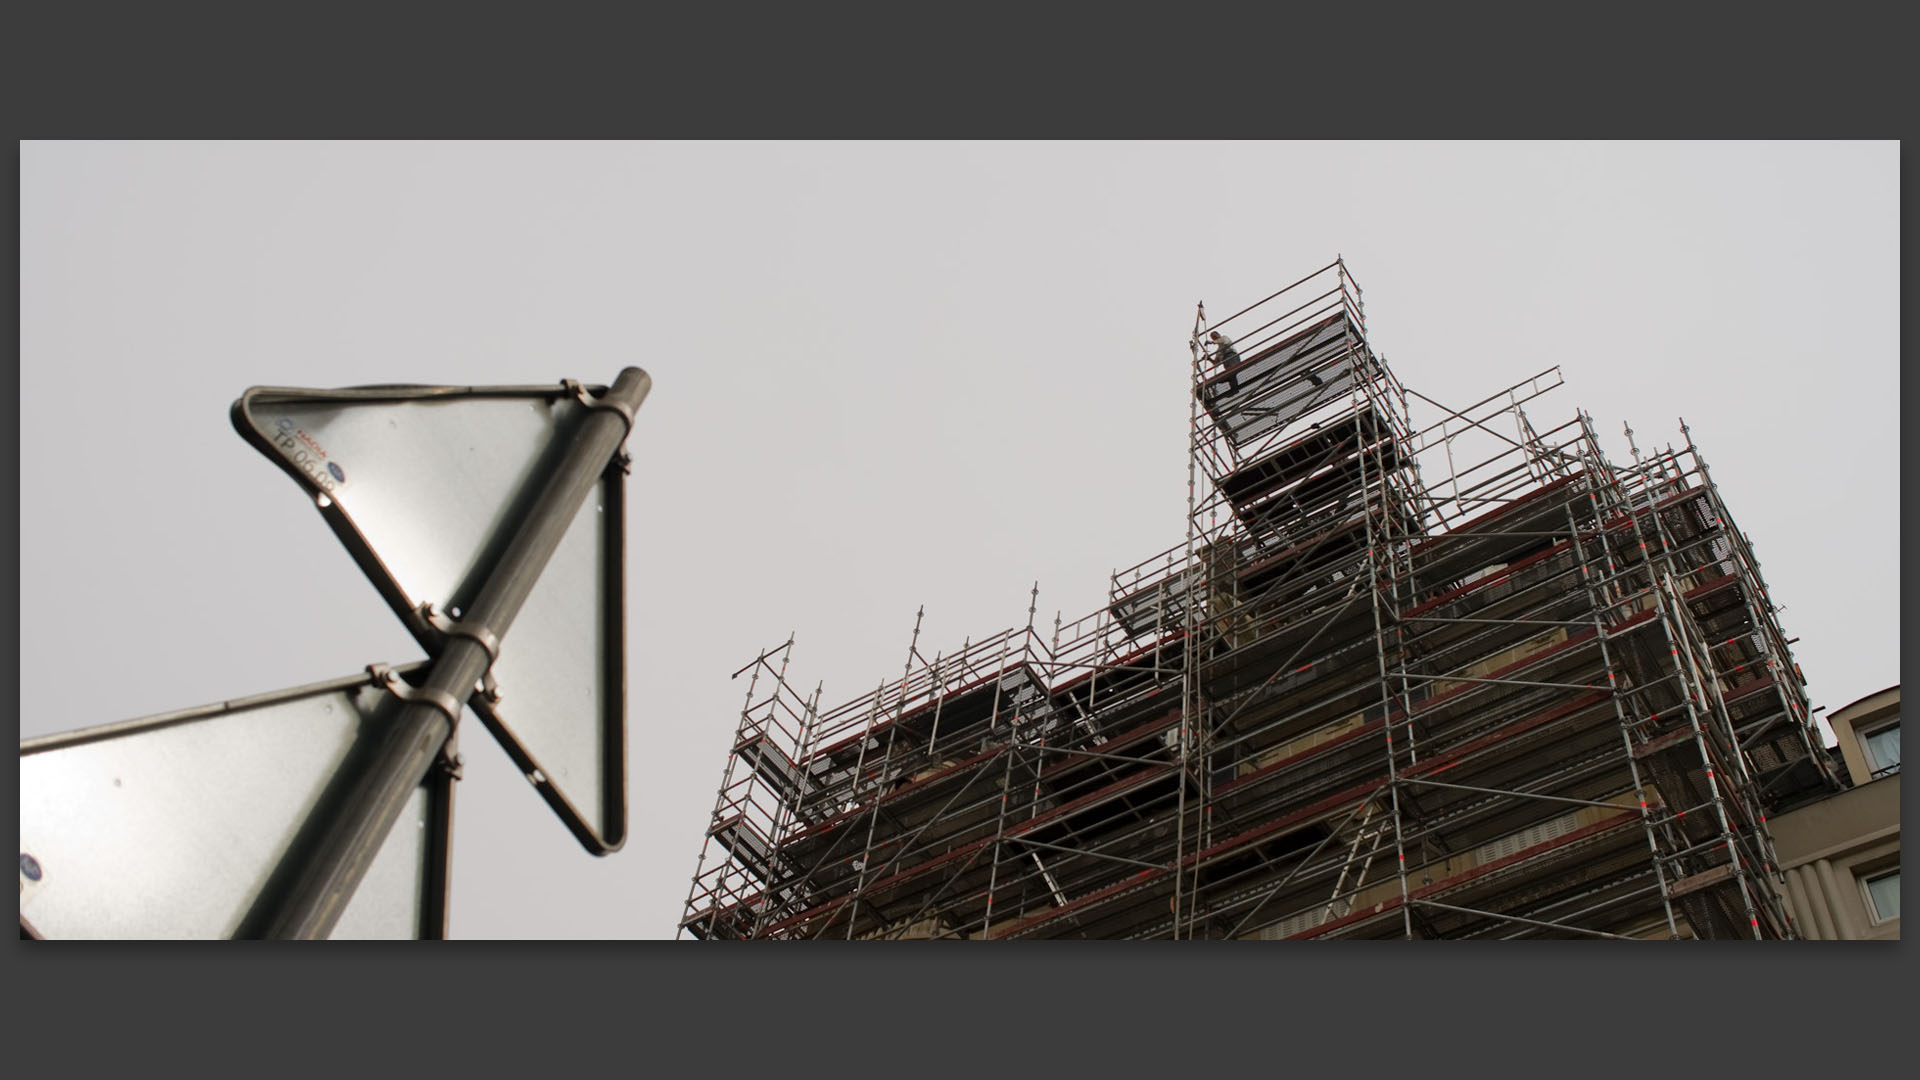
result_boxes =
[679,259,1839,940]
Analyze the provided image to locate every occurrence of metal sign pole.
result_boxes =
[260,367,651,939]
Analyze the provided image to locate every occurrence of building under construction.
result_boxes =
[681,259,1840,940]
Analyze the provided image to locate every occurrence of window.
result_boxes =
[1861,869,1899,924]
[1860,718,1900,779]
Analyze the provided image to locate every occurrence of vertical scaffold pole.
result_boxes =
[979,633,1016,938]
[1174,308,1208,938]
[1352,316,1415,940]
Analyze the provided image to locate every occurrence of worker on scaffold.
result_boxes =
[1205,330,1242,391]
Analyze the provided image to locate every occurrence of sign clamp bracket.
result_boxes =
[436,728,464,781]
[367,663,464,727]
[561,378,637,434]
[562,379,631,474]
[420,602,504,704]
[365,663,467,780]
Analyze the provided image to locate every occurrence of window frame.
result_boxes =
[1858,715,1900,779]
[1859,867,1900,925]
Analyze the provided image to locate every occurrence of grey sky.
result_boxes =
[18,141,1898,939]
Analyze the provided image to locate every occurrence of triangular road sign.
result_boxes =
[19,664,453,939]
[231,379,635,854]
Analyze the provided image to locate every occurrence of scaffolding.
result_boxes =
[679,259,1839,940]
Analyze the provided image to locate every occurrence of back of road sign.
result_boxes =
[231,382,629,854]
[19,666,452,939]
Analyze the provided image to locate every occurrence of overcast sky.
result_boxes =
[18,141,1898,940]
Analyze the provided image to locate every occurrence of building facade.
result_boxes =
[1769,686,1900,939]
